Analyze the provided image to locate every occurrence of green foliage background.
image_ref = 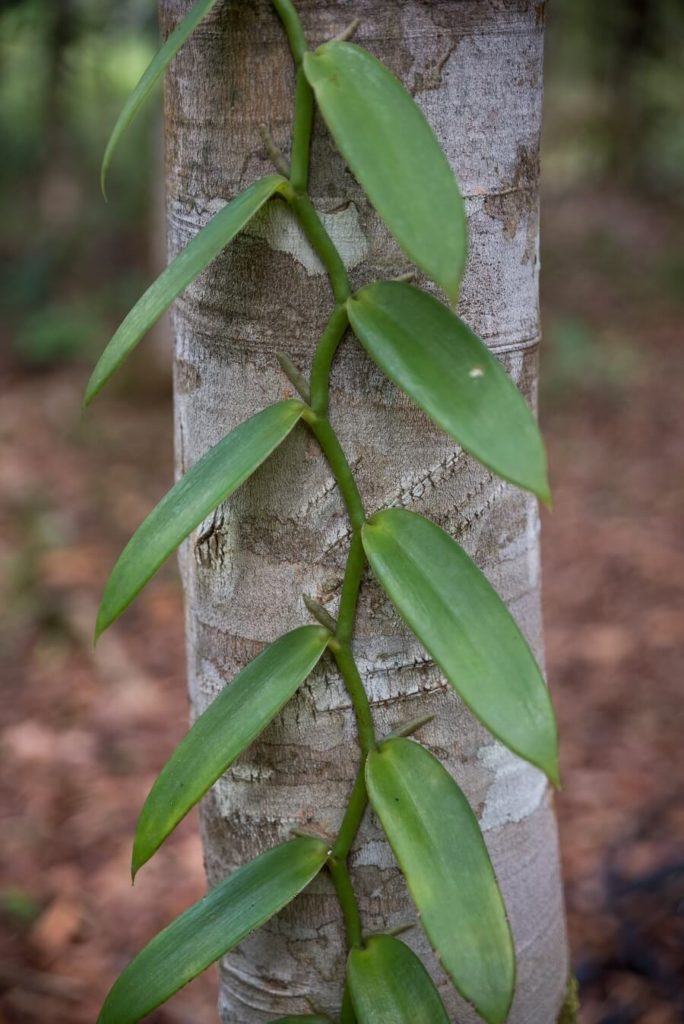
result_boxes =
[0,0,156,367]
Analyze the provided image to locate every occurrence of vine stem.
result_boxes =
[271,0,307,65]
[328,857,363,949]
[280,184,351,307]
[308,305,349,415]
[290,70,314,191]
[302,409,365,530]
[273,0,376,983]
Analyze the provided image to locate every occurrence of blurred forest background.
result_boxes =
[1,1,683,1022]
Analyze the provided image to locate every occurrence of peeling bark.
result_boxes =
[161,1,568,1020]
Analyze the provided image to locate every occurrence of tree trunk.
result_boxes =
[162,1,569,1020]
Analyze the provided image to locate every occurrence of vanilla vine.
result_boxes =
[90,2,560,1021]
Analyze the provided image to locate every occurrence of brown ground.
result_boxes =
[0,188,682,1023]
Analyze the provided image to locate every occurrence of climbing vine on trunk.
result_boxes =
[90,2,560,1021]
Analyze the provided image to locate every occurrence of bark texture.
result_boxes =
[161,1,568,1020]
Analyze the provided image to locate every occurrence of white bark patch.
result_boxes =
[478,743,547,831]
[351,839,397,870]
[229,762,274,783]
[245,201,369,274]
[198,657,228,704]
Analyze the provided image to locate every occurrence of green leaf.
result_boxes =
[98,837,328,1024]
[362,509,559,784]
[348,282,549,502]
[303,43,466,303]
[85,175,285,404]
[348,934,449,1024]
[366,739,515,1024]
[96,400,304,638]
[101,0,220,197]
[133,626,330,877]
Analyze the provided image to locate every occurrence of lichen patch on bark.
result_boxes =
[478,743,548,831]
[246,200,369,275]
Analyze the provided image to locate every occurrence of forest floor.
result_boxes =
[1,188,682,1023]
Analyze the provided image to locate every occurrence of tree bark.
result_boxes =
[161,1,568,1020]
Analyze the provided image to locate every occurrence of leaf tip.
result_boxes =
[94,605,110,645]
[533,733,561,790]
[472,965,515,1024]
[130,847,144,884]
[540,484,553,511]
[531,440,552,508]
[487,1002,513,1024]
[548,758,562,791]
[83,371,100,410]
[519,464,551,508]
[532,461,552,507]
[100,165,109,203]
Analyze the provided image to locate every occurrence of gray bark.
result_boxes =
[161,1,568,1020]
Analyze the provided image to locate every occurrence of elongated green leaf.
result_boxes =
[348,934,449,1024]
[85,175,285,404]
[362,509,559,783]
[303,43,466,303]
[133,626,330,877]
[98,837,328,1024]
[96,400,304,638]
[101,0,220,196]
[366,739,515,1024]
[348,282,549,502]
